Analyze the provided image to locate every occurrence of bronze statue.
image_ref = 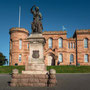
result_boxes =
[31,5,43,33]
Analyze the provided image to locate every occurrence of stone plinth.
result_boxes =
[25,63,46,71]
[10,74,48,87]
[22,71,48,74]
[27,34,45,64]
[25,34,46,73]
[10,69,57,87]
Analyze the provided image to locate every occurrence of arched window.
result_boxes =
[48,38,52,48]
[19,39,22,49]
[19,54,22,62]
[84,54,88,62]
[84,38,88,48]
[70,54,74,63]
[59,38,63,48]
[59,54,63,62]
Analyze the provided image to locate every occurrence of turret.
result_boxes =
[9,27,29,65]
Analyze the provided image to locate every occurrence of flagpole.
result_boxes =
[19,6,21,28]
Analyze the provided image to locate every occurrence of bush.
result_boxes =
[0,52,7,66]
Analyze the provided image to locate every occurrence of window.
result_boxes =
[68,42,70,48]
[19,40,22,49]
[84,54,88,62]
[59,54,63,62]
[73,43,75,48]
[71,42,72,48]
[27,43,29,50]
[84,38,88,48]
[48,38,52,48]
[19,54,22,62]
[59,38,63,48]
[70,54,74,63]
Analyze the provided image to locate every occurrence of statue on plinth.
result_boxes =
[10,6,57,87]
[31,5,43,33]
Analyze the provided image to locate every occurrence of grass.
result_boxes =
[0,65,90,74]
[47,66,90,73]
[0,66,25,74]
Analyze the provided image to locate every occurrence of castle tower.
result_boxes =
[9,27,29,65]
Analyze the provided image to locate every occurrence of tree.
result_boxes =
[0,52,7,66]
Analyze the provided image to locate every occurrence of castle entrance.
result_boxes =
[47,53,55,66]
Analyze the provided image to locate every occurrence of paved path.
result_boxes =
[0,74,90,90]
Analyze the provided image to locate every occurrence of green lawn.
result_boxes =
[0,66,25,74]
[47,66,90,73]
[0,65,90,74]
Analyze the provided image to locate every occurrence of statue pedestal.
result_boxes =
[22,34,48,74]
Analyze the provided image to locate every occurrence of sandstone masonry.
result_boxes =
[9,27,90,66]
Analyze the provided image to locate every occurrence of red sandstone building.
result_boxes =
[9,27,90,66]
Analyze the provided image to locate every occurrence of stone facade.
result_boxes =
[9,28,90,66]
[9,28,29,66]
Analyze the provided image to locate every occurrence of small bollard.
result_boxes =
[48,69,57,87]
[12,69,19,74]
[49,69,56,75]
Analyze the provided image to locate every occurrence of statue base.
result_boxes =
[24,33,47,73]
[10,72,57,87]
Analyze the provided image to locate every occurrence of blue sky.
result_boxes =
[0,0,90,65]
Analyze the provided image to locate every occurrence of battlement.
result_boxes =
[76,29,90,34]
[43,31,67,35]
[9,27,29,35]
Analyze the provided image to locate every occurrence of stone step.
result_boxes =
[11,78,48,83]
[25,63,47,71]
[12,74,49,79]
[10,82,47,87]
[22,71,48,74]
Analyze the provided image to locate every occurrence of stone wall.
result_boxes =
[76,30,90,65]
[9,28,90,66]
